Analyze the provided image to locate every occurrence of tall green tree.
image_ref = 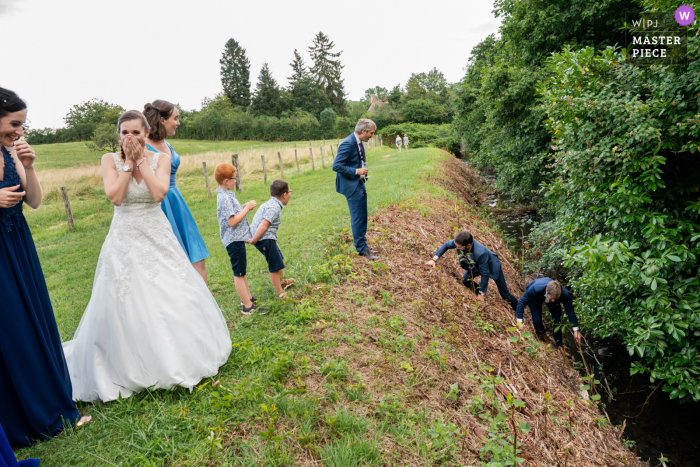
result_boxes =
[405,68,450,105]
[289,77,332,119]
[288,49,309,83]
[387,85,403,105]
[220,38,251,109]
[250,63,285,117]
[308,32,348,116]
[64,99,124,141]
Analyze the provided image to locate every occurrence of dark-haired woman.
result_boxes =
[0,87,79,446]
[144,101,209,283]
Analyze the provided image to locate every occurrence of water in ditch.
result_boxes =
[481,173,700,467]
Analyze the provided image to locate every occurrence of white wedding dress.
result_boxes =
[62,153,231,402]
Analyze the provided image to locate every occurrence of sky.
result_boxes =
[0,0,501,129]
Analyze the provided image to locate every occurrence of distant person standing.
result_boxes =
[403,134,409,150]
[333,119,379,260]
[144,100,210,283]
[396,133,402,152]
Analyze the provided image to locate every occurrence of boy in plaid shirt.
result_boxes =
[248,179,295,298]
[215,163,267,315]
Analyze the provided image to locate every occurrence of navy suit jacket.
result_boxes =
[333,133,364,197]
[515,277,578,326]
[434,239,501,294]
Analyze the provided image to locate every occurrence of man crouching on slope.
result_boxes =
[426,231,518,310]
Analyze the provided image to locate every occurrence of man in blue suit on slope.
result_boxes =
[426,231,519,310]
[333,119,379,260]
[516,277,581,351]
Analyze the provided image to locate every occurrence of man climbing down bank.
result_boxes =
[516,277,581,352]
[425,231,518,310]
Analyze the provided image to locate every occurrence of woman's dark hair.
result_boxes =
[117,110,150,160]
[0,87,27,119]
[143,100,176,142]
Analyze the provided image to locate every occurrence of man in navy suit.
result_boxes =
[426,231,519,310]
[333,119,379,260]
[516,277,581,350]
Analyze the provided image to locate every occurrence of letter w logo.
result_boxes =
[680,11,691,20]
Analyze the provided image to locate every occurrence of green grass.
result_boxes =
[29,138,356,170]
[16,146,445,465]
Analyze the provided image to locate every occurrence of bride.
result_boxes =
[62,110,231,402]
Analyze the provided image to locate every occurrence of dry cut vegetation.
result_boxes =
[286,158,645,466]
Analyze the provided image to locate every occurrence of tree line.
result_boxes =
[26,31,459,147]
[454,0,699,401]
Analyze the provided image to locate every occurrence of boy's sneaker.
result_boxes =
[241,303,268,315]
[239,295,257,307]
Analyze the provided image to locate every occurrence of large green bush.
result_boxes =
[377,123,452,148]
[533,43,700,401]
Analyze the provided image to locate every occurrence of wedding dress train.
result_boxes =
[62,153,231,402]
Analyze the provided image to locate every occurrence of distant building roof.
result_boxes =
[367,94,388,114]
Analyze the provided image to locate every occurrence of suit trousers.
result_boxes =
[346,182,368,254]
[529,302,565,347]
[462,266,518,311]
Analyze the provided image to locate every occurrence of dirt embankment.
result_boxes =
[304,156,643,466]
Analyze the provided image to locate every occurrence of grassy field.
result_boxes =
[28,138,372,171]
[17,145,444,465]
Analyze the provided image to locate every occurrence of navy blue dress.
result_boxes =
[0,147,79,446]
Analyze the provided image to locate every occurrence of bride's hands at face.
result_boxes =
[122,134,144,162]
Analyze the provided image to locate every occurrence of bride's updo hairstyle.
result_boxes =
[143,100,175,142]
[117,110,150,160]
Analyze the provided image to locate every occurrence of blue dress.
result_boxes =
[145,142,209,263]
[0,147,79,446]
[0,423,38,466]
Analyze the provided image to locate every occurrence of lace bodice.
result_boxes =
[111,152,161,207]
[0,146,24,232]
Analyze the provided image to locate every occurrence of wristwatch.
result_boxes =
[122,165,133,172]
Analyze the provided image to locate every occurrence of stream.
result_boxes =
[480,171,700,467]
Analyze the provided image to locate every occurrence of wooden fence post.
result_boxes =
[309,148,315,170]
[380,135,383,146]
[294,148,300,174]
[60,186,75,232]
[278,152,284,179]
[320,147,325,168]
[330,145,335,159]
[202,162,212,197]
[261,155,267,183]
[232,154,241,190]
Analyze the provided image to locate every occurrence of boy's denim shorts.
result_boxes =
[226,241,247,277]
[254,239,285,273]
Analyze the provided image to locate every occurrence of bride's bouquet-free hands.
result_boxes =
[122,134,145,163]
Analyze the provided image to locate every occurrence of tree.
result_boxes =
[387,85,403,105]
[405,68,450,105]
[308,32,347,116]
[319,107,337,137]
[64,99,124,141]
[288,49,309,83]
[85,123,120,153]
[220,38,251,109]
[250,63,285,117]
[289,77,332,119]
[402,99,446,124]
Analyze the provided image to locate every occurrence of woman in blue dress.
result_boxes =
[0,88,79,446]
[144,100,209,283]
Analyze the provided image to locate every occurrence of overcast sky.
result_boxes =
[1,0,501,129]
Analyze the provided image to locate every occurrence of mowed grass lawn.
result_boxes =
[16,145,445,465]
[29,139,351,171]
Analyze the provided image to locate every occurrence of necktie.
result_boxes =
[358,141,366,162]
